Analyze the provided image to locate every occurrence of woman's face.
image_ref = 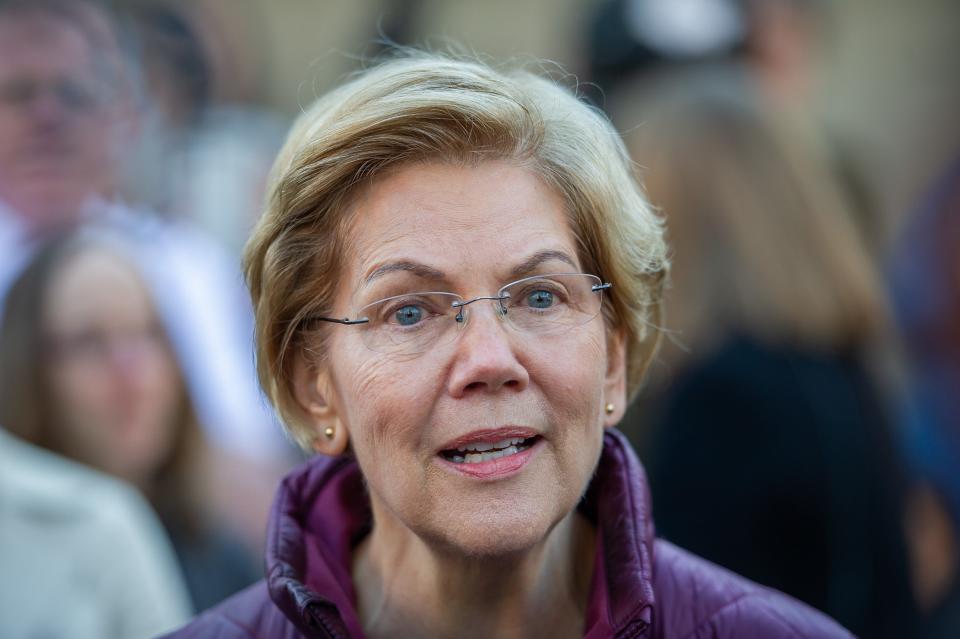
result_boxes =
[307,161,625,556]
[43,248,183,485]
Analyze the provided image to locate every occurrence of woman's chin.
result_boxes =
[423,503,560,559]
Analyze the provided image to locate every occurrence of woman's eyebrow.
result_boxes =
[509,249,578,279]
[363,260,447,286]
[362,250,576,287]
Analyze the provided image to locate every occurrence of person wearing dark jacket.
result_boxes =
[610,69,916,638]
[165,53,851,638]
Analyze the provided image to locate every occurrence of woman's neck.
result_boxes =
[353,507,596,639]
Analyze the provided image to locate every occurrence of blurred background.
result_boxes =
[185,0,960,251]
[0,0,957,637]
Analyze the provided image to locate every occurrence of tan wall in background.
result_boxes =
[247,0,597,114]
[238,0,958,240]
[817,0,960,243]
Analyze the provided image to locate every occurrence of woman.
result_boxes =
[0,228,261,612]
[607,69,916,638]
[167,53,851,638]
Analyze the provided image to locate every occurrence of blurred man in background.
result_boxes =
[0,0,133,235]
[0,0,136,295]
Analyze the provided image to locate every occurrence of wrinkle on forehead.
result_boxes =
[341,161,578,295]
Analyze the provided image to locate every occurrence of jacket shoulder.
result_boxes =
[651,540,853,639]
[160,581,299,639]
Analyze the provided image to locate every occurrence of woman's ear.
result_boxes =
[291,353,349,455]
[603,327,628,428]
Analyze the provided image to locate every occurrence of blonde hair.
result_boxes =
[244,53,668,448]
[614,73,885,362]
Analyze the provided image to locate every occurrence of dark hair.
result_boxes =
[129,3,212,124]
[0,231,207,537]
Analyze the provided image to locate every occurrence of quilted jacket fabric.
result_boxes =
[163,429,854,638]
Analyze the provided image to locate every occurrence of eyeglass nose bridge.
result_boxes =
[450,292,511,323]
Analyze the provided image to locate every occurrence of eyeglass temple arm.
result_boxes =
[592,283,612,293]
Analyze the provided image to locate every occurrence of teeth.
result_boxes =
[458,445,521,464]
[456,437,527,453]
[496,446,518,459]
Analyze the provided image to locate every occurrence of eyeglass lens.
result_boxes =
[355,273,604,355]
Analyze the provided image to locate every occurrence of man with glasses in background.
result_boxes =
[0,0,288,466]
[0,0,133,237]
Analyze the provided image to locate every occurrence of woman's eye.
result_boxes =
[526,289,555,309]
[394,305,424,326]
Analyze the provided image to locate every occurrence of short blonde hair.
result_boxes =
[244,53,668,448]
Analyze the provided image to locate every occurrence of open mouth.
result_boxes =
[440,436,540,464]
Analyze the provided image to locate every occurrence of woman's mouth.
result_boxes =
[440,436,539,464]
[436,432,542,480]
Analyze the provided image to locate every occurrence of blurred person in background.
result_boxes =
[0,0,134,236]
[890,155,960,638]
[0,427,191,638]
[609,76,915,638]
[0,0,295,552]
[0,228,262,613]
[0,0,135,296]
[587,0,881,252]
[121,1,287,256]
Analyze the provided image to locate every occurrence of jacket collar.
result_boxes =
[582,429,656,638]
[265,429,655,638]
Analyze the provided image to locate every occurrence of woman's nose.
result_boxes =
[445,304,529,398]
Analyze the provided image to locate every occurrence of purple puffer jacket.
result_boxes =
[163,430,853,638]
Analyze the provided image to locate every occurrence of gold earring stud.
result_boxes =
[604,403,615,415]
[323,426,335,440]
